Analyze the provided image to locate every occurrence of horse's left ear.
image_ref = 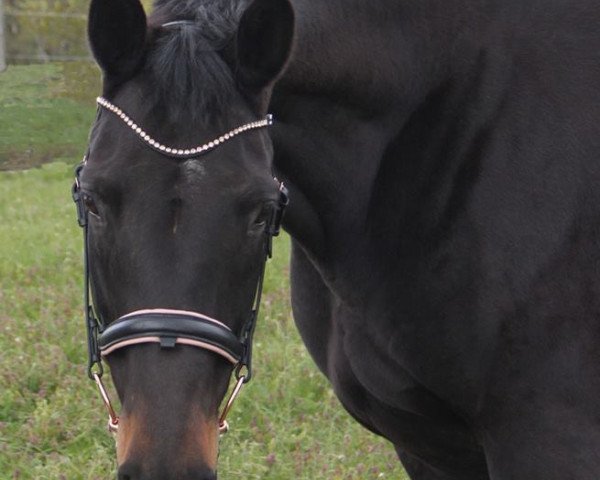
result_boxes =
[88,0,147,82]
[234,0,295,92]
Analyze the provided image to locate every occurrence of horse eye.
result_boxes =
[252,205,272,228]
[255,214,268,227]
[82,193,100,217]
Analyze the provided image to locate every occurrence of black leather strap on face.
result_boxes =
[98,310,245,364]
[73,157,105,379]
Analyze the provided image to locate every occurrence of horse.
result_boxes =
[74,0,600,478]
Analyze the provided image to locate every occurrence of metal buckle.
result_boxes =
[72,159,88,228]
[218,375,246,435]
[92,373,119,434]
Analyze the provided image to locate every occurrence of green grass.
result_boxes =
[0,63,100,170]
[0,63,407,478]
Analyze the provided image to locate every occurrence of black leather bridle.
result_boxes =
[72,99,288,435]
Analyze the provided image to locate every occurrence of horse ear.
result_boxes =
[88,0,147,80]
[235,0,295,91]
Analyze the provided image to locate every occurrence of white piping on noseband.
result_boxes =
[96,96,273,158]
[100,337,240,364]
[119,309,232,330]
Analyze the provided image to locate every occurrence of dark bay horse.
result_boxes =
[76,0,600,478]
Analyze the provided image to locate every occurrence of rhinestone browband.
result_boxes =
[96,96,273,159]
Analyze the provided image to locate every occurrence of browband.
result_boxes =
[98,309,244,365]
[96,96,273,160]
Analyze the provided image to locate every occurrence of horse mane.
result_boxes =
[143,0,252,123]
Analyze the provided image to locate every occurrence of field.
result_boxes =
[0,64,407,478]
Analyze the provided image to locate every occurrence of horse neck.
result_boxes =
[282,0,483,107]
[272,0,508,278]
[272,0,482,214]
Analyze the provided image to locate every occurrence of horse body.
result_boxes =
[272,0,600,478]
[80,0,600,477]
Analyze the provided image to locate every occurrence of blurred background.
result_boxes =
[3,0,90,64]
[0,0,100,171]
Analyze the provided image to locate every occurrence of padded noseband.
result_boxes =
[98,309,244,365]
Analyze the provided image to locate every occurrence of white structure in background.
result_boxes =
[0,0,5,71]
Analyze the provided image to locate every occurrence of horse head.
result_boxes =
[77,0,294,477]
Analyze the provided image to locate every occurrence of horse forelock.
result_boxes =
[142,0,253,123]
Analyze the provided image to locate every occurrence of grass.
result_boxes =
[0,63,408,478]
[0,63,100,170]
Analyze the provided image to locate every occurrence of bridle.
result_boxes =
[72,97,288,436]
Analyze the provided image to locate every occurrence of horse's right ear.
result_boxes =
[234,0,295,92]
[88,0,147,81]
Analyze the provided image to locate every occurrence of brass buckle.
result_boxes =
[93,373,119,434]
[218,375,245,435]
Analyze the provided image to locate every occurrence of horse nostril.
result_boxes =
[117,462,140,480]
[189,467,217,480]
[178,464,217,480]
[117,463,216,480]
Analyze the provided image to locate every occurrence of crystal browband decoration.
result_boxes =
[96,96,273,159]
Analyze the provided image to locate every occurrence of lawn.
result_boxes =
[0,64,407,478]
[0,63,100,171]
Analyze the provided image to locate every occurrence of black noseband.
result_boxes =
[98,310,245,365]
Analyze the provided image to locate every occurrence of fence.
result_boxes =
[2,2,91,65]
[0,0,5,70]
